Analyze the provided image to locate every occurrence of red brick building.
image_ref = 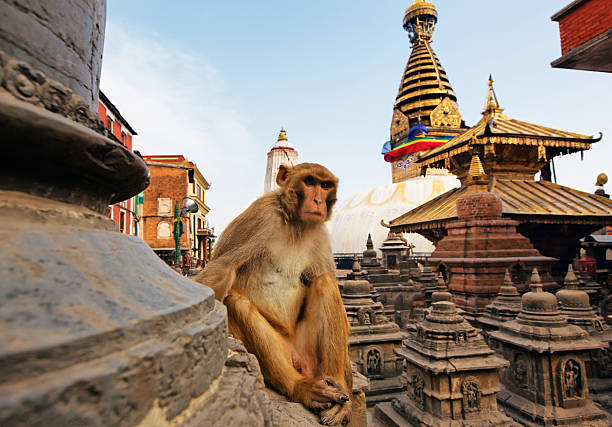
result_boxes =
[97,91,140,235]
[141,155,212,267]
[551,0,612,72]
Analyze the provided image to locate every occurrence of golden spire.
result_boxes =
[483,74,503,118]
[277,128,288,142]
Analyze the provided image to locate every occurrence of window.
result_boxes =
[196,184,201,200]
[157,198,172,217]
[121,131,126,146]
[157,221,172,239]
[107,116,113,131]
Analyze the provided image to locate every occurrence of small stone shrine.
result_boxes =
[341,258,407,405]
[393,255,425,329]
[375,289,514,426]
[490,269,608,426]
[478,269,522,338]
[416,262,439,306]
[361,236,412,322]
[557,265,612,383]
[573,257,604,309]
[380,231,409,270]
[361,233,381,270]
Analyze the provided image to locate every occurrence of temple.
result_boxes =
[263,128,298,193]
[388,75,612,280]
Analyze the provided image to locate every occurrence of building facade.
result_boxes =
[141,155,212,267]
[97,90,140,236]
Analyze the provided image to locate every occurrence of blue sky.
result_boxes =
[101,1,612,233]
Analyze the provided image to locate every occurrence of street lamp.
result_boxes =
[174,197,199,266]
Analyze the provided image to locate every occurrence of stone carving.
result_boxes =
[158,197,173,216]
[0,50,105,133]
[358,307,374,325]
[409,373,425,409]
[513,353,530,389]
[563,359,583,398]
[157,221,172,239]
[461,377,481,413]
[367,349,382,376]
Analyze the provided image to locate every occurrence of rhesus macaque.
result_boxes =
[195,163,352,425]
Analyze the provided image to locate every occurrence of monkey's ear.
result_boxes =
[276,165,291,186]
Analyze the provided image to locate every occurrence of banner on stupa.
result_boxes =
[381,124,452,163]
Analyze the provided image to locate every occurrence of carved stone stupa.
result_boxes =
[490,269,608,426]
[341,259,407,405]
[478,269,522,337]
[375,290,514,426]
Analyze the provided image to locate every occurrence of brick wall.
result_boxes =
[556,0,612,54]
[142,164,189,250]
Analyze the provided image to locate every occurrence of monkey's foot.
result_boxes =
[292,377,348,411]
[320,400,352,426]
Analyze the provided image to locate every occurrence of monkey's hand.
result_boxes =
[291,378,349,412]
[320,400,352,426]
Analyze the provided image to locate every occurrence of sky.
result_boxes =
[101,1,612,234]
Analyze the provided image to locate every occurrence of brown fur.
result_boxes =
[195,163,352,425]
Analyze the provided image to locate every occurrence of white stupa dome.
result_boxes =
[327,174,460,255]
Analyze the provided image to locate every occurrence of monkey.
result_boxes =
[195,163,352,426]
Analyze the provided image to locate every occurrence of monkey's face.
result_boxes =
[298,174,335,225]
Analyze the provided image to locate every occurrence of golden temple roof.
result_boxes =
[418,77,600,167]
[389,179,612,231]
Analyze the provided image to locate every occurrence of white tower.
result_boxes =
[264,129,299,193]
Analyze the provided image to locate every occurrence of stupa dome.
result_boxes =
[328,175,459,255]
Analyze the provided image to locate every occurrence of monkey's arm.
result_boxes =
[194,257,236,301]
[224,291,349,410]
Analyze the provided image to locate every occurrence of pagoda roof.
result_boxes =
[417,76,601,168]
[388,179,612,232]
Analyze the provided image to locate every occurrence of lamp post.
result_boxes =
[173,197,199,267]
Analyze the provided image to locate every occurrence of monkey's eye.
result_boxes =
[321,181,333,189]
[304,176,315,186]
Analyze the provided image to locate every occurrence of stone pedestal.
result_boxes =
[342,260,407,406]
[375,290,514,426]
[490,269,608,426]
[429,192,558,320]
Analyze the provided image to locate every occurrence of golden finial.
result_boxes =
[277,128,288,141]
[596,173,608,187]
[483,74,502,117]
[468,152,486,179]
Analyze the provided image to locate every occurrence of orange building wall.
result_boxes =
[557,0,612,54]
[142,164,189,250]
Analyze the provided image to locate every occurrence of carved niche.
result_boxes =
[461,377,481,415]
[430,97,461,128]
[512,353,530,390]
[358,307,374,325]
[409,373,425,409]
[366,348,382,376]
[390,108,410,138]
[560,359,584,403]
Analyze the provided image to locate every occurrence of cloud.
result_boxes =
[100,22,260,233]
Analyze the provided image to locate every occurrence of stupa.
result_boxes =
[388,0,466,183]
[478,270,522,338]
[375,289,513,426]
[490,269,608,426]
[389,76,612,281]
[341,258,407,405]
